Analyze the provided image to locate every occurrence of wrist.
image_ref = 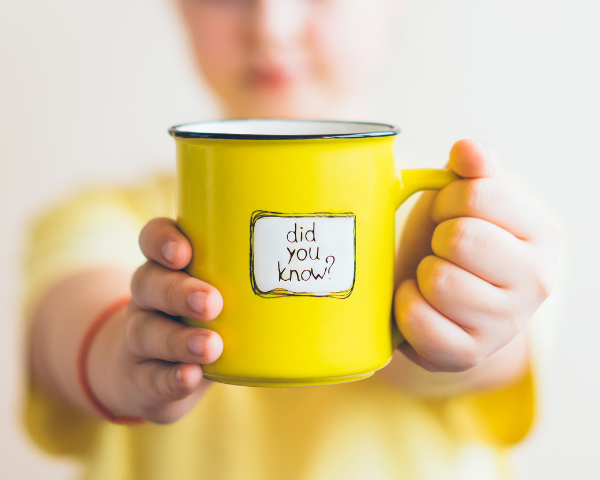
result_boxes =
[78,296,144,424]
[87,307,127,414]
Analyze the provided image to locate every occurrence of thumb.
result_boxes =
[447,139,498,179]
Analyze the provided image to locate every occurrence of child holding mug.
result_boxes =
[23,1,560,479]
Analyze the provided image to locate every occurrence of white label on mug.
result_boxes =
[250,212,356,299]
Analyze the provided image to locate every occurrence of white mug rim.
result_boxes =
[169,118,400,140]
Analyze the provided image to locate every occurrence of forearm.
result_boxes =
[379,328,530,397]
[28,268,133,418]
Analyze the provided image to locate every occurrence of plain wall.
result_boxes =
[1,0,599,478]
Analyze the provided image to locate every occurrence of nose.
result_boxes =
[251,0,305,52]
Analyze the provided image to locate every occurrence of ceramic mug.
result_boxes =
[169,119,457,387]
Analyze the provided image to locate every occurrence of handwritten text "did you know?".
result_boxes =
[252,215,355,295]
[279,222,335,282]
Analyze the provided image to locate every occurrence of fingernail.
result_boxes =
[188,335,205,356]
[188,292,207,314]
[161,240,178,264]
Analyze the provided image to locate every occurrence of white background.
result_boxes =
[1,0,599,478]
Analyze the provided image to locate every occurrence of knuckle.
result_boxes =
[447,218,478,258]
[165,378,182,403]
[165,329,183,359]
[526,258,555,303]
[139,219,161,249]
[138,221,152,245]
[148,367,163,395]
[144,367,178,405]
[181,276,199,297]
[397,290,426,328]
[535,273,554,301]
[140,218,179,260]
[142,217,166,236]
[163,275,181,315]
[462,178,492,216]
[422,257,453,296]
[130,263,149,298]
[488,293,523,339]
[452,342,484,372]
[124,312,146,355]
[494,290,525,336]
[499,303,521,333]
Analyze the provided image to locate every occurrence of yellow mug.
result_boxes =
[170,119,457,387]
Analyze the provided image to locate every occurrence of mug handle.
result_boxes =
[394,168,459,209]
[391,168,460,348]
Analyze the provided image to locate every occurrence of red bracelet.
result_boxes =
[76,295,145,425]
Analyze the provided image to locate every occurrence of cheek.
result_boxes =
[308,3,391,93]
[184,7,246,87]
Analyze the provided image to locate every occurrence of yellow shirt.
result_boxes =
[22,175,535,480]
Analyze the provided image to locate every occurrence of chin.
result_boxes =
[230,95,335,120]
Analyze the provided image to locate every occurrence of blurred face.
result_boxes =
[178,0,398,118]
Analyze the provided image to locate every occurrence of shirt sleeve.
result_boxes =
[445,300,561,448]
[20,176,175,457]
[449,361,536,447]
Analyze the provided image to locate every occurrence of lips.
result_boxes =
[247,64,298,89]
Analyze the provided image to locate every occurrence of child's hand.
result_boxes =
[393,140,560,372]
[90,218,224,424]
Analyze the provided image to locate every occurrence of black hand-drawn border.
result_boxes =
[250,211,356,299]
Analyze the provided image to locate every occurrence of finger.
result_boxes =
[136,361,203,409]
[431,217,531,288]
[416,255,517,343]
[131,261,223,321]
[139,218,192,270]
[431,177,557,243]
[394,279,482,372]
[448,139,498,179]
[394,191,437,287]
[126,308,223,364]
